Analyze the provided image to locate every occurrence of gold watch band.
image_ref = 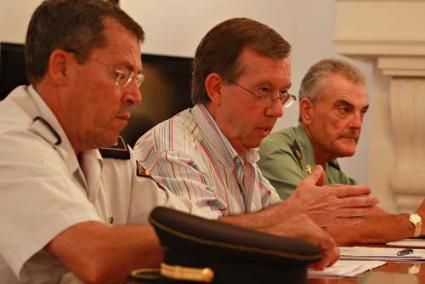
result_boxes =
[409,213,422,237]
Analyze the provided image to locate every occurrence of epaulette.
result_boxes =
[136,160,151,177]
[290,140,303,168]
[290,140,313,174]
[99,136,130,160]
[31,116,62,146]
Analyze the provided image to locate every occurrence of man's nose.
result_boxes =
[265,100,284,118]
[350,111,363,128]
[123,80,142,105]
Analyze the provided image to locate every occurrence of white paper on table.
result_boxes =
[387,238,425,248]
[308,260,386,278]
[340,246,425,261]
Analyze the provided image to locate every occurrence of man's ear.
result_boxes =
[47,49,73,84]
[300,97,314,125]
[204,73,224,106]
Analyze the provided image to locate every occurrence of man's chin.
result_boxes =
[249,138,264,149]
[335,139,358,156]
[98,133,121,148]
[336,148,356,157]
[107,136,121,147]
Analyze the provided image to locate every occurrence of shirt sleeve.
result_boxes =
[252,162,282,205]
[0,131,101,278]
[134,131,222,219]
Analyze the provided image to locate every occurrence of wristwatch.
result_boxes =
[408,213,422,237]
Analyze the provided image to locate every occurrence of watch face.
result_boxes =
[410,214,421,224]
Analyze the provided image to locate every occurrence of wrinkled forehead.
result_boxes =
[315,73,368,105]
[94,18,142,70]
[236,48,291,86]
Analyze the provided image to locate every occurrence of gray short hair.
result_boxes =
[299,58,365,102]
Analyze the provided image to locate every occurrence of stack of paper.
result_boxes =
[340,246,425,261]
[387,238,425,248]
[308,260,385,278]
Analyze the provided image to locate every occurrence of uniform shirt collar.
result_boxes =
[297,124,340,170]
[28,86,102,174]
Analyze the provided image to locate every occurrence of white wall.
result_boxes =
[0,0,373,190]
[0,1,40,43]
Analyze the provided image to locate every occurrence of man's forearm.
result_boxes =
[219,199,303,229]
[47,222,163,283]
[326,213,415,245]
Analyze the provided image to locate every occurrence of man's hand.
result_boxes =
[261,213,339,270]
[287,166,379,227]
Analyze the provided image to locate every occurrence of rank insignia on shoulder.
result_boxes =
[290,141,303,166]
[136,160,151,177]
[99,136,130,160]
[304,164,313,175]
[31,116,62,146]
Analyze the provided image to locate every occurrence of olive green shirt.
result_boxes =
[258,124,356,200]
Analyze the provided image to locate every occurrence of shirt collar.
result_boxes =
[297,124,340,170]
[28,86,102,173]
[192,104,259,167]
[296,124,317,167]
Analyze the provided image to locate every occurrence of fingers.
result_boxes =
[291,215,340,270]
[300,165,325,186]
[338,194,379,209]
[336,204,378,218]
[311,234,340,270]
[328,185,372,198]
[312,246,340,270]
[310,251,338,270]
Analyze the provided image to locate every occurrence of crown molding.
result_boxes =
[335,0,425,75]
[334,38,425,57]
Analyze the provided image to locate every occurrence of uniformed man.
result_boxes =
[0,1,343,282]
[259,58,425,244]
[0,0,212,283]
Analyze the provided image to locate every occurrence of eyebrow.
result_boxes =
[285,83,292,90]
[116,59,142,74]
[335,99,369,110]
[255,80,292,90]
[335,99,351,106]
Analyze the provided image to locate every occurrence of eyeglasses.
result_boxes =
[64,47,144,88]
[233,82,296,108]
[89,58,144,88]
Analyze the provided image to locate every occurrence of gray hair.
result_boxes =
[299,58,365,102]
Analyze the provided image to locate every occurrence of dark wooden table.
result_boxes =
[127,260,425,283]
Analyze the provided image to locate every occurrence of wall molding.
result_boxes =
[335,0,425,212]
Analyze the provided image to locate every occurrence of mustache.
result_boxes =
[341,131,360,140]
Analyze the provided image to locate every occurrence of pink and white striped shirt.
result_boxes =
[134,104,280,218]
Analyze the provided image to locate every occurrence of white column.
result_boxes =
[388,76,425,211]
[335,0,425,212]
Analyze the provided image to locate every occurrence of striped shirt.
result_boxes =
[134,104,280,218]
